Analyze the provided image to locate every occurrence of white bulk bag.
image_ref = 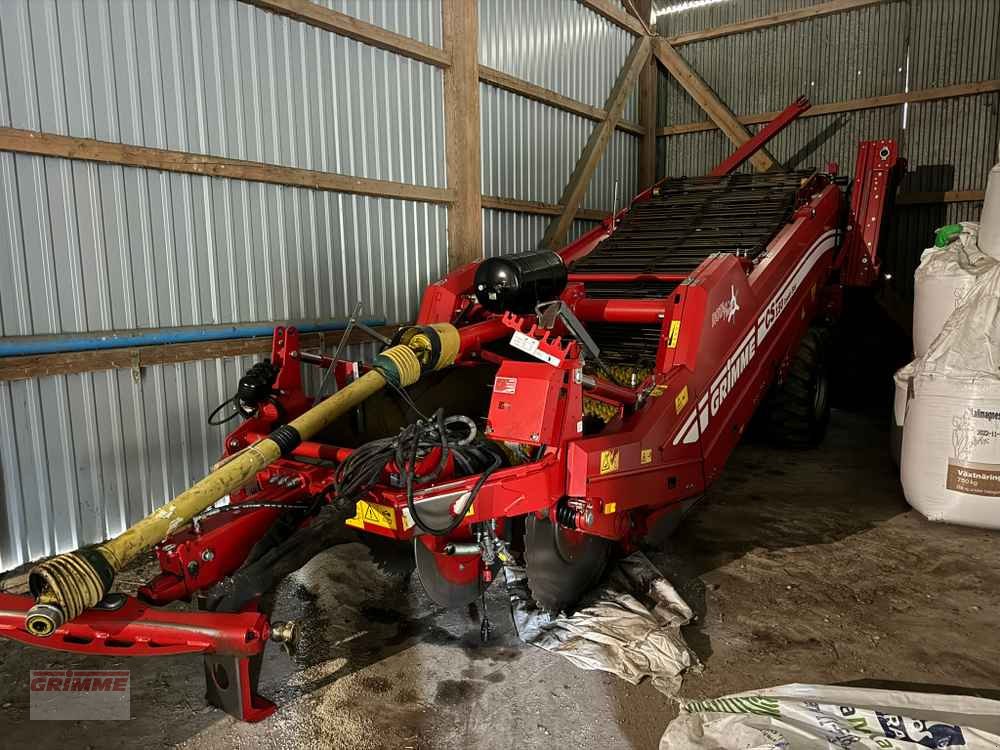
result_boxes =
[891,361,915,466]
[901,264,1000,529]
[660,683,1000,749]
[980,159,1000,257]
[912,223,990,357]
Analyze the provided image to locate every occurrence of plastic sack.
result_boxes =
[506,552,698,696]
[912,223,992,357]
[660,683,1000,749]
[980,159,1000,258]
[891,360,916,467]
[901,263,1000,528]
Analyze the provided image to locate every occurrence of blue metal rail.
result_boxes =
[0,319,386,357]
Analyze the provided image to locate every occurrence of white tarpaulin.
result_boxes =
[661,683,1000,749]
[506,552,698,695]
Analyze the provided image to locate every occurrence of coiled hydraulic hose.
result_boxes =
[26,324,461,636]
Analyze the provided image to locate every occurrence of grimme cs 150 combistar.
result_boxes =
[0,118,902,719]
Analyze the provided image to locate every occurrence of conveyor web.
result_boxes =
[572,170,814,365]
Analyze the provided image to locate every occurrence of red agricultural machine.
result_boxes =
[0,106,903,720]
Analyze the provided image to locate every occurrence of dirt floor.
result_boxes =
[2,408,999,749]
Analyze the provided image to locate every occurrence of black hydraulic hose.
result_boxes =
[207,396,241,426]
[334,408,502,536]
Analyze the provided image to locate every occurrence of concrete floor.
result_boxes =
[2,408,1000,749]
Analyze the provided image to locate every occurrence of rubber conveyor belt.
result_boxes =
[573,170,814,365]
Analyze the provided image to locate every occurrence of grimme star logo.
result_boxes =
[712,285,741,327]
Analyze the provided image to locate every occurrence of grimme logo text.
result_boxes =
[31,670,129,692]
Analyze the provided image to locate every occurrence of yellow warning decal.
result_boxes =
[674,385,689,414]
[666,320,681,348]
[640,448,653,465]
[604,501,617,514]
[649,386,665,398]
[345,500,397,531]
[599,449,620,475]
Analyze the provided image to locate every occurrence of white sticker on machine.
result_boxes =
[494,376,518,395]
[510,330,561,366]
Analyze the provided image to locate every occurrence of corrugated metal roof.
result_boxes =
[478,0,641,257]
[482,210,601,258]
[317,0,443,47]
[0,0,449,570]
[0,0,445,186]
[480,83,638,210]
[480,0,641,120]
[653,0,999,300]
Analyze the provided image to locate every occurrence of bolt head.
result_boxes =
[228,439,241,450]
[201,549,215,562]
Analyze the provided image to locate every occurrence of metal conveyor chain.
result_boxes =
[572,170,814,365]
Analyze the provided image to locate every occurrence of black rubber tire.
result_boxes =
[524,514,610,613]
[759,327,831,448]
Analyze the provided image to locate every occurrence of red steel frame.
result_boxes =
[0,127,902,721]
[710,96,812,177]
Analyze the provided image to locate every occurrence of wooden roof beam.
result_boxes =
[652,37,776,172]
[242,0,451,67]
[666,0,894,46]
[542,35,652,249]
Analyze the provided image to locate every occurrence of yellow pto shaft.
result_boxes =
[25,325,460,636]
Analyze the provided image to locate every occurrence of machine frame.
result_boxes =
[0,124,903,720]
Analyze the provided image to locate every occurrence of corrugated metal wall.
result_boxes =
[0,0,450,570]
[0,0,640,571]
[654,0,1000,303]
[479,0,641,257]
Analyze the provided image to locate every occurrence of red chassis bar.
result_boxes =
[0,593,268,657]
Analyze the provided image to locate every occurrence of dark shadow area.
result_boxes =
[829,287,913,411]
[785,115,852,171]
[882,163,956,302]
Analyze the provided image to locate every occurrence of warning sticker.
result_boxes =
[510,330,561,366]
[494,376,517,395]
[600,449,620,475]
[345,500,398,530]
[640,448,653,465]
[947,459,1000,497]
[674,385,689,414]
[666,320,681,348]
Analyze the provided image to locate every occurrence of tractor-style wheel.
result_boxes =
[524,514,610,613]
[760,326,831,448]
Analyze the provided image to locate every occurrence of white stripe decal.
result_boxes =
[672,230,839,446]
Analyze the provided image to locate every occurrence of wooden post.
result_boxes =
[652,38,776,173]
[634,0,657,189]
[542,35,652,250]
[442,0,483,269]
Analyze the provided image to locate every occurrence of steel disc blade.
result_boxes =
[413,537,482,608]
